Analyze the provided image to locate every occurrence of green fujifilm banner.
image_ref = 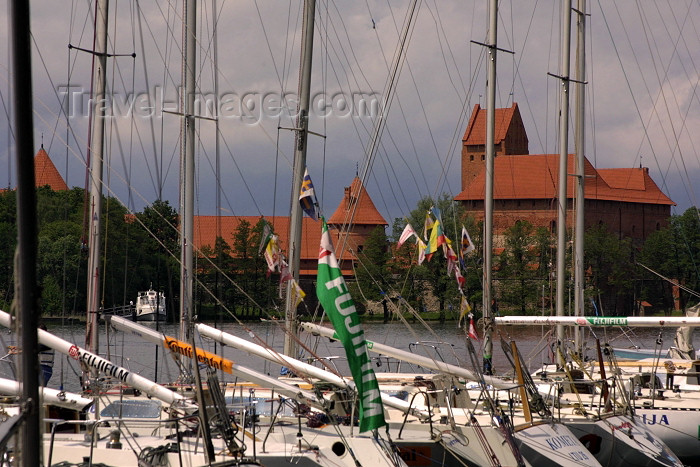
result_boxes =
[316,219,386,432]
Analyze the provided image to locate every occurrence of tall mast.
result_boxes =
[555,0,572,367]
[482,0,498,375]
[179,0,196,343]
[86,0,109,357]
[10,0,41,463]
[573,0,586,355]
[284,0,316,358]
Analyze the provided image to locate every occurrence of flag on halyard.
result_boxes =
[468,314,479,340]
[317,218,386,432]
[445,245,459,277]
[259,222,273,255]
[416,238,427,265]
[290,279,306,307]
[423,211,435,239]
[264,235,280,272]
[454,266,466,290]
[397,223,416,248]
[461,226,475,256]
[299,168,319,221]
[458,294,472,327]
[278,257,294,298]
[424,219,446,261]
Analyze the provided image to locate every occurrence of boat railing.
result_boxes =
[543,374,628,422]
[396,387,434,440]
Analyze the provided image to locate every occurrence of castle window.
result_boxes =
[550,220,556,234]
[481,155,485,161]
[632,225,636,233]
[470,155,474,161]
[656,222,660,231]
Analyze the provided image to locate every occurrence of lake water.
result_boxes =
[0,319,683,394]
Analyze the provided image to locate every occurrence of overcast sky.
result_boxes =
[1,1,698,225]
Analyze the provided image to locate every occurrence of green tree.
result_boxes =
[352,225,389,304]
[638,207,700,311]
[584,224,635,315]
[136,199,180,318]
[497,220,540,314]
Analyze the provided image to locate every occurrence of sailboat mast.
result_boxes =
[86,0,110,357]
[10,0,41,462]
[284,0,316,358]
[573,0,586,355]
[555,0,572,367]
[482,0,498,375]
[179,0,196,343]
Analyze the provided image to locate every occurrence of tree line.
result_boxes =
[1,187,698,321]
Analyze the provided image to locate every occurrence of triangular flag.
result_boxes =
[454,266,466,290]
[299,168,319,221]
[278,257,294,298]
[461,226,475,256]
[424,219,446,261]
[290,279,306,307]
[458,294,472,327]
[416,238,427,265]
[468,315,479,340]
[445,245,459,276]
[397,223,417,248]
[264,235,280,272]
[259,222,273,255]
[423,211,435,240]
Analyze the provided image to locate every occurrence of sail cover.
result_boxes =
[670,302,700,360]
[316,219,386,432]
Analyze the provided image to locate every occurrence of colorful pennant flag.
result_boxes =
[424,219,446,262]
[264,235,280,272]
[454,267,466,290]
[446,245,459,276]
[317,218,386,432]
[290,279,306,307]
[423,210,435,240]
[416,238,427,265]
[397,223,417,248]
[278,257,294,298]
[299,168,319,221]
[461,226,475,256]
[468,315,479,340]
[458,294,472,327]
[259,222,273,255]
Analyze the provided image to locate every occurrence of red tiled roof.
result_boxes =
[328,177,387,226]
[34,145,68,191]
[462,103,519,146]
[455,154,674,206]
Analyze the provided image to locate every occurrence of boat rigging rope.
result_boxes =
[465,337,521,466]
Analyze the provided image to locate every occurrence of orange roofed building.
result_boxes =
[455,103,674,243]
[1,145,69,193]
[194,176,388,277]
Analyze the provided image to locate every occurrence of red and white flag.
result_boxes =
[468,315,479,340]
[397,223,417,248]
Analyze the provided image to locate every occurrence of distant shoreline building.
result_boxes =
[15,147,388,280]
[455,103,674,243]
[194,177,388,277]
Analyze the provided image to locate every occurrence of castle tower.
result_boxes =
[461,102,528,189]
